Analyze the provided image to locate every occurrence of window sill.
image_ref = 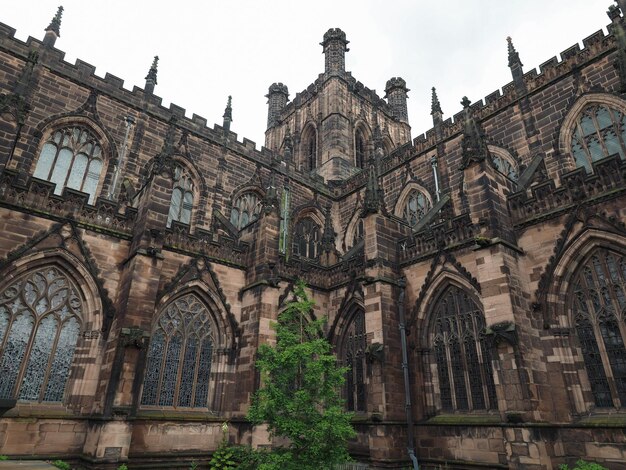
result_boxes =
[424,413,502,426]
[134,409,222,421]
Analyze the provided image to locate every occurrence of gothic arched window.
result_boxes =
[230,192,262,229]
[343,308,366,412]
[491,154,518,181]
[402,189,432,229]
[571,104,626,172]
[431,285,497,411]
[141,294,214,408]
[0,266,82,402]
[571,249,626,408]
[351,219,364,248]
[33,126,104,204]
[292,217,320,260]
[355,129,366,169]
[167,165,194,228]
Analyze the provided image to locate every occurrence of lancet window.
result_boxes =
[571,249,626,408]
[431,285,497,411]
[355,129,366,169]
[343,309,366,412]
[33,126,104,204]
[141,294,214,408]
[0,266,82,402]
[167,165,194,228]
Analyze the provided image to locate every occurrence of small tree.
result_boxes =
[248,280,356,470]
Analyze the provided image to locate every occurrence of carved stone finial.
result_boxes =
[145,56,159,84]
[506,36,523,68]
[362,159,382,215]
[460,97,490,168]
[320,205,336,252]
[45,6,64,36]
[222,95,232,131]
[283,127,293,161]
[262,168,279,214]
[431,87,443,116]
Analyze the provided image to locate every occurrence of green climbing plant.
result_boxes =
[247,280,356,470]
[559,460,609,470]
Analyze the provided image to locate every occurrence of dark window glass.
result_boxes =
[167,165,194,228]
[572,249,626,407]
[571,104,626,172]
[431,286,497,411]
[292,217,320,260]
[230,193,262,230]
[343,309,366,412]
[402,189,432,229]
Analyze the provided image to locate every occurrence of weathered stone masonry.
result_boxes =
[1,3,626,469]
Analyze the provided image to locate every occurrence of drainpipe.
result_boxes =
[431,156,440,202]
[397,278,419,470]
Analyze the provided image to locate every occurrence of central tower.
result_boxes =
[264,29,412,183]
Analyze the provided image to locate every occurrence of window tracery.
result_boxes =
[167,164,194,228]
[0,266,82,402]
[402,189,431,229]
[571,249,626,408]
[230,192,262,229]
[141,293,214,408]
[431,285,497,411]
[292,217,320,260]
[307,132,317,171]
[33,126,104,204]
[571,104,626,172]
[491,154,518,181]
[343,309,366,412]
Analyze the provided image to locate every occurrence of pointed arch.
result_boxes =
[421,278,497,412]
[354,121,372,169]
[393,181,433,228]
[141,281,234,411]
[0,250,104,404]
[291,205,324,260]
[300,122,318,171]
[558,93,626,172]
[343,207,364,252]
[31,116,114,204]
[487,145,519,181]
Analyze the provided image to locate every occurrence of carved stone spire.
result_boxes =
[144,56,159,95]
[431,86,443,127]
[263,167,280,214]
[43,6,63,47]
[14,50,39,97]
[506,36,525,89]
[320,205,336,252]
[460,97,490,168]
[362,156,381,215]
[222,95,232,132]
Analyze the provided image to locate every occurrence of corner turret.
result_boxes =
[321,28,349,74]
[385,77,410,123]
[265,82,289,128]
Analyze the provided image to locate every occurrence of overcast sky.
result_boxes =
[3,1,610,147]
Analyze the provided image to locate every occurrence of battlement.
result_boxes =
[321,28,349,46]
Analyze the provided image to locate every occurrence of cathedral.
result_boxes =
[1,3,626,469]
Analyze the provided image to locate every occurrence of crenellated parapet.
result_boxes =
[508,155,626,228]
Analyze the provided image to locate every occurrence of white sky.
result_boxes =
[2,1,610,147]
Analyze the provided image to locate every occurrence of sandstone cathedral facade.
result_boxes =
[1,3,626,469]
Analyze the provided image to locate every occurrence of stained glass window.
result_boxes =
[230,192,262,230]
[571,249,626,408]
[167,165,194,228]
[431,285,496,411]
[343,309,366,412]
[141,294,214,408]
[571,104,626,172]
[292,217,320,260]
[402,189,432,229]
[0,267,82,402]
[33,126,104,204]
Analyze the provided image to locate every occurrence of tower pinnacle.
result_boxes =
[144,56,159,95]
[506,37,524,88]
[43,6,63,47]
[431,87,443,128]
[321,28,349,74]
[223,96,233,132]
